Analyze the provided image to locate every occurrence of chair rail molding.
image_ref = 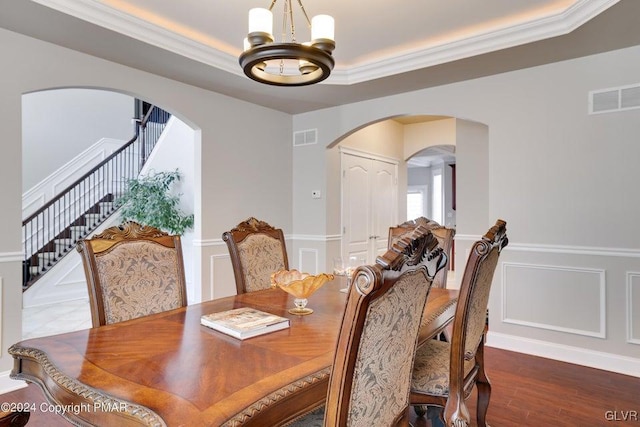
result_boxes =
[455,235,640,258]
[0,252,24,263]
[290,234,342,242]
[194,234,342,247]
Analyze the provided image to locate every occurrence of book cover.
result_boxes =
[201,307,290,340]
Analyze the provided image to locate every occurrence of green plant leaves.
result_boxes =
[116,169,194,235]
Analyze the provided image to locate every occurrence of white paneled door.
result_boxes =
[342,151,398,264]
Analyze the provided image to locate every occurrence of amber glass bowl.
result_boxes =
[271,269,334,315]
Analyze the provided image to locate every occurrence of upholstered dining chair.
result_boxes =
[76,221,188,327]
[389,217,455,289]
[222,217,289,294]
[409,219,508,427]
[287,225,448,427]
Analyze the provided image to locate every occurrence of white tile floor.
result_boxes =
[22,299,92,340]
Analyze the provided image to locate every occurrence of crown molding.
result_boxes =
[32,0,240,75]
[328,0,620,85]
[33,0,619,86]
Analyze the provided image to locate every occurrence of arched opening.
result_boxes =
[406,144,456,225]
[20,87,199,338]
[324,114,489,288]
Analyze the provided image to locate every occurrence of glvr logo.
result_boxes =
[605,410,638,421]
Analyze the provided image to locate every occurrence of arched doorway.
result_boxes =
[324,115,489,289]
[20,88,199,338]
[406,144,456,226]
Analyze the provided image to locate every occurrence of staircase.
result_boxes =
[24,195,116,283]
[22,104,170,290]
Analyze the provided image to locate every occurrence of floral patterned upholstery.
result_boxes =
[289,223,447,426]
[223,217,289,294]
[411,339,475,397]
[237,234,287,293]
[464,247,499,355]
[77,222,188,327]
[94,240,185,324]
[410,246,496,397]
[346,270,431,426]
[409,219,508,427]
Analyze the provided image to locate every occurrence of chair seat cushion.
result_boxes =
[411,339,475,397]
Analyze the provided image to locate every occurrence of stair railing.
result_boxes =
[22,105,171,289]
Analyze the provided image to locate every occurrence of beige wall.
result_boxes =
[403,118,457,160]
[293,45,640,376]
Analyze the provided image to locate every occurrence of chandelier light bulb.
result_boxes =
[311,15,334,41]
[248,8,273,39]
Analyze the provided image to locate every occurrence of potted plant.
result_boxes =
[116,169,194,235]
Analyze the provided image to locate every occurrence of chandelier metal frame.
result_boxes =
[239,0,335,86]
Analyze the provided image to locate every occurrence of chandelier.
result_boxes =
[239,0,335,86]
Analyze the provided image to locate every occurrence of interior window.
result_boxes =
[407,189,425,220]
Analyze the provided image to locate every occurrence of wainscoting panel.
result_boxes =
[298,248,319,274]
[628,272,640,344]
[502,262,606,338]
[209,254,235,300]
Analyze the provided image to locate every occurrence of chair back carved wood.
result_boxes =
[389,217,456,288]
[76,221,187,327]
[222,217,289,294]
[323,225,448,426]
[410,219,508,427]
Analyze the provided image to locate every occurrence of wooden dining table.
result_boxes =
[9,278,457,427]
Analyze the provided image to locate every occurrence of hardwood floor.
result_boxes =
[1,347,638,426]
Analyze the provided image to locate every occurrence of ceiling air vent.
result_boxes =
[589,84,640,114]
[293,129,318,147]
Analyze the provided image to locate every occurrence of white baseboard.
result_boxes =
[0,370,27,394]
[487,331,640,378]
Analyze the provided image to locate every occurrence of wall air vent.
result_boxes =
[293,129,317,147]
[589,84,640,114]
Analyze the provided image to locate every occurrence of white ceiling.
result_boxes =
[2,0,639,114]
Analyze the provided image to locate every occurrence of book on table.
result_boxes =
[200,307,290,340]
